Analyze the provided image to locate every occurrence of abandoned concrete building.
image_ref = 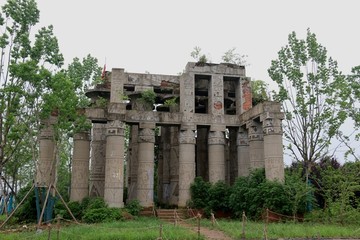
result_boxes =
[38,62,285,208]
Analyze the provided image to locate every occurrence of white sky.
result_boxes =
[2,0,360,163]
[27,0,360,84]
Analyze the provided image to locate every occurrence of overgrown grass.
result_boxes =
[201,219,360,239]
[1,217,202,240]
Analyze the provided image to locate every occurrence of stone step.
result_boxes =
[139,207,156,217]
[156,209,188,221]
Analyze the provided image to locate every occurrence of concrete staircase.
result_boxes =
[156,209,188,222]
[139,207,156,217]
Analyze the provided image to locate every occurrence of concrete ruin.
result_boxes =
[51,62,284,207]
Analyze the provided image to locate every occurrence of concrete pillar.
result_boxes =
[127,125,139,201]
[237,77,252,114]
[237,126,250,177]
[159,126,171,204]
[178,126,196,207]
[247,120,264,169]
[157,126,165,205]
[137,123,155,207]
[262,116,285,182]
[89,123,106,197]
[36,116,57,187]
[104,120,125,207]
[70,132,90,202]
[169,126,179,205]
[208,74,224,115]
[208,128,226,183]
[196,127,208,181]
[228,128,238,184]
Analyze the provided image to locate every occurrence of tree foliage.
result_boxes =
[251,79,270,105]
[221,47,248,66]
[0,0,64,187]
[268,29,351,175]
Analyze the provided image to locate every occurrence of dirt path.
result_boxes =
[177,221,233,240]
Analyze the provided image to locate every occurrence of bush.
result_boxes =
[14,183,38,223]
[55,201,83,220]
[208,181,230,212]
[189,177,211,209]
[229,168,294,219]
[125,200,142,216]
[82,208,111,223]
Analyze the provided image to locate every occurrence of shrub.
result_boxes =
[189,177,211,209]
[140,90,156,105]
[125,200,142,216]
[83,208,111,223]
[55,201,83,220]
[208,181,230,212]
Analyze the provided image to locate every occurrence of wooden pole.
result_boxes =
[241,211,246,240]
[38,185,52,227]
[264,208,269,240]
[56,214,60,240]
[197,213,201,240]
[53,184,79,224]
[47,224,51,240]
[159,223,163,240]
[0,184,35,229]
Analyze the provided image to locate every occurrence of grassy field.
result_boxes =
[200,218,360,239]
[0,217,203,240]
[2,216,360,239]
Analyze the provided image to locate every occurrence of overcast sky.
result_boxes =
[19,0,360,86]
[1,0,359,163]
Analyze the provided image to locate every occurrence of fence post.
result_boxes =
[197,213,201,240]
[47,224,51,240]
[211,212,215,227]
[56,214,60,240]
[264,208,269,240]
[174,210,177,226]
[159,223,163,240]
[241,211,246,240]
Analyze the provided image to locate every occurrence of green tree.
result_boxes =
[221,47,248,66]
[251,79,270,105]
[0,0,64,190]
[268,29,351,181]
[190,46,208,64]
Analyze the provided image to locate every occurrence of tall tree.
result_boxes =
[0,0,64,189]
[268,29,351,180]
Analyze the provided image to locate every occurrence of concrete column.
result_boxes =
[127,125,139,201]
[137,123,155,207]
[237,126,250,177]
[36,116,57,187]
[70,132,90,202]
[208,74,224,115]
[247,120,264,169]
[262,116,285,182]
[104,120,125,207]
[169,126,179,205]
[178,126,196,207]
[196,127,208,181]
[208,128,226,183]
[89,123,106,197]
[159,126,171,204]
[237,77,252,114]
[228,128,238,184]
